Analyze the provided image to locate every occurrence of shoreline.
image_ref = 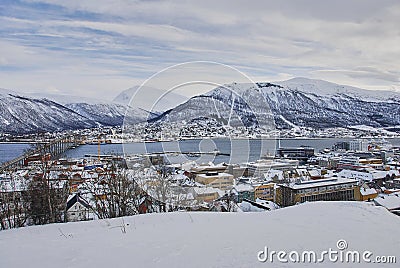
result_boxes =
[1,136,399,144]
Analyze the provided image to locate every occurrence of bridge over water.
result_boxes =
[0,134,82,172]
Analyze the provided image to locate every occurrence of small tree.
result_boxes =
[0,174,29,230]
[25,160,68,225]
[149,167,171,212]
[82,162,145,219]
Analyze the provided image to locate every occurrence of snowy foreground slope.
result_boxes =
[0,202,399,267]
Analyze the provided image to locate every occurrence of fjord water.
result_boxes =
[2,138,399,165]
[45,138,399,164]
[0,143,32,165]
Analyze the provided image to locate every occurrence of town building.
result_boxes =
[333,140,368,152]
[276,147,314,162]
[349,140,368,151]
[373,193,400,216]
[186,164,228,178]
[191,187,224,203]
[231,183,255,203]
[276,177,360,207]
[66,193,93,222]
[246,159,299,177]
[253,182,275,201]
[338,169,399,185]
[359,187,378,201]
[385,178,400,189]
[195,172,234,191]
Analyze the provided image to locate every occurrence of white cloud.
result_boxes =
[1,0,400,99]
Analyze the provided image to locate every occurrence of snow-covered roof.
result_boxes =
[285,177,358,190]
[233,183,254,193]
[240,198,279,212]
[255,198,279,210]
[374,194,400,210]
[247,159,298,168]
[371,170,399,180]
[360,188,377,196]
[308,169,321,177]
[263,169,284,181]
[338,169,373,181]
[192,187,224,197]
[196,172,233,179]
[172,173,188,181]
[0,178,27,192]
[66,193,91,211]
[239,201,266,212]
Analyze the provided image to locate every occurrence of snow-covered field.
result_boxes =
[0,202,398,267]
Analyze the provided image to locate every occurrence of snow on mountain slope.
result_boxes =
[150,83,275,129]
[27,92,106,105]
[276,77,400,102]
[0,89,148,133]
[0,93,97,133]
[0,202,398,267]
[65,103,147,126]
[113,85,189,112]
[258,80,400,129]
[2,78,399,134]
[154,79,400,130]
[0,88,106,104]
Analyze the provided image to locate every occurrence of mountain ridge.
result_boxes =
[1,78,400,134]
[149,78,400,130]
[0,92,147,134]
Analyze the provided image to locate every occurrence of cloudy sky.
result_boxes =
[1,0,399,99]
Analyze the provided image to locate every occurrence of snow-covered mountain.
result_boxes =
[65,102,147,126]
[152,78,400,130]
[27,92,106,105]
[277,77,399,102]
[264,78,400,129]
[149,82,275,130]
[0,92,147,134]
[113,85,188,112]
[2,78,399,134]
[0,93,98,133]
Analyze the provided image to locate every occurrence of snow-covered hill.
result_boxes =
[0,93,98,133]
[27,92,106,105]
[113,85,188,112]
[0,91,148,134]
[153,78,400,130]
[2,78,399,134]
[149,82,275,130]
[277,77,400,102]
[262,78,400,129]
[0,202,398,267]
[65,103,147,126]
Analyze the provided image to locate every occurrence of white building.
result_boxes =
[349,139,368,151]
[66,193,93,222]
